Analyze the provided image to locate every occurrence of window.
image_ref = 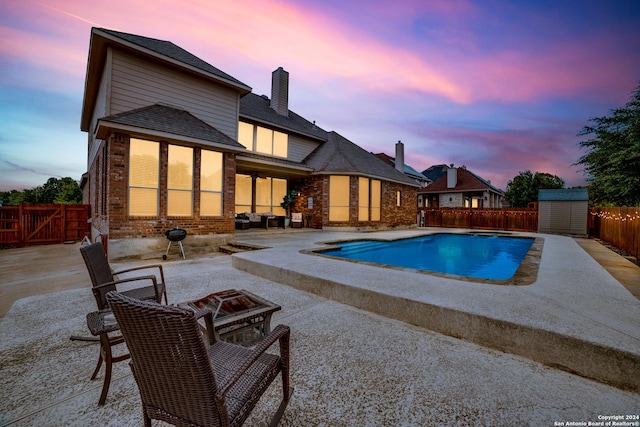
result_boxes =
[129,138,159,216]
[358,177,369,221]
[167,145,193,216]
[396,190,401,207]
[238,121,288,157]
[256,177,286,215]
[200,150,223,216]
[235,174,252,214]
[329,176,350,221]
[238,122,254,150]
[371,179,381,221]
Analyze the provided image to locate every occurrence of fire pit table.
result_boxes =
[180,289,281,346]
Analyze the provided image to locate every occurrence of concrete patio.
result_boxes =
[1,229,639,426]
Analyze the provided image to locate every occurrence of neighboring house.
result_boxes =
[417,165,504,209]
[374,142,431,188]
[80,28,420,254]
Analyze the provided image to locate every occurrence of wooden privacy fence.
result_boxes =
[589,207,640,261]
[418,208,538,232]
[0,203,91,247]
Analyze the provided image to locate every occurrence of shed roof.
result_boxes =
[538,188,589,201]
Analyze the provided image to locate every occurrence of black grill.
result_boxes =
[163,228,187,260]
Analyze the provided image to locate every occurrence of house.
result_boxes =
[374,142,431,188]
[80,28,420,256]
[417,165,504,209]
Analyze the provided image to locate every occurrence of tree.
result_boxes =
[0,177,82,205]
[577,84,640,207]
[505,170,565,207]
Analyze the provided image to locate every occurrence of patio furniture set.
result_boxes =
[235,212,304,230]
[78,242,293,426]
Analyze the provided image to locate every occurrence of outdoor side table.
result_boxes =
[180,289,281,346]
[86,310,130,405]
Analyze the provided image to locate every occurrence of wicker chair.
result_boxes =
[80,242,167,310]
[106,291,293,427]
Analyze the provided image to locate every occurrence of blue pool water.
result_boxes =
[321,234,535,281]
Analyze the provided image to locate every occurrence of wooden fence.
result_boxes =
[589,207,640,261]
[0,203,91,247]
[418,208,539,232]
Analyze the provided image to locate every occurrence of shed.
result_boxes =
[538,189,589,235]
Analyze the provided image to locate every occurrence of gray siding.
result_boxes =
[288,134,321,162]
[88,52,112,168]
[109,49,239,139]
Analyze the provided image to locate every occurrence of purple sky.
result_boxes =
[1,0,639,191]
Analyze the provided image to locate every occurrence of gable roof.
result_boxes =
[303,132,418,186]
[95,103,245,151]
[81,27,251,131]
[240,93,328,141]
[419,167,503,194]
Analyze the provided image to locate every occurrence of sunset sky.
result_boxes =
[1,0,639,192]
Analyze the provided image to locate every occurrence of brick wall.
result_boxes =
[381,181,418,226]
[290,175,418,228]
[89,132,235,240]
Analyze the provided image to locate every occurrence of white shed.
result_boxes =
[538,189,589,235]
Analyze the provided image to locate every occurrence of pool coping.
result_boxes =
[303,231,544,286]
[232,229,640,392]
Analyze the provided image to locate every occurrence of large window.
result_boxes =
[329,175,350,221]
[129,138,159,216]
[200,150,223,216]
[358,177,369,221]
[238,121,288,157]
[371,179,381,221]
[167,145,193,216]
[256,177,286,215]
[238,122,253,150]
[235,174,253,214]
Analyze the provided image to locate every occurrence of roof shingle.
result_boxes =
[304,132,418,185]
[240,93,328,141]
[97,103,245,149]
[96,28,251,91]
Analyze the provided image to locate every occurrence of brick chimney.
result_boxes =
[395,141,404,173]
[447,164,457,188]
[271,67,289,117]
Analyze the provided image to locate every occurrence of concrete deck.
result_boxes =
[1,229,639,426]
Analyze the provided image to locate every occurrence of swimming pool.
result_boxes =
[319,233,536,281]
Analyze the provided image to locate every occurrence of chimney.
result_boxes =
[395,140,405,173]
[270,67,289,117]
[447,164,457,188]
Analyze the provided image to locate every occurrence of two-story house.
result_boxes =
[80,28,419,256]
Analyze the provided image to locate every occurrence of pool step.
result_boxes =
[219,242,264,254]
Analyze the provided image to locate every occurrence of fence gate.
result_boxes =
[0,203,91,247]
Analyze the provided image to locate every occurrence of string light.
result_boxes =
[590,210,640,222]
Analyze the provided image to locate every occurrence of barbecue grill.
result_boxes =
[163,227,187,260]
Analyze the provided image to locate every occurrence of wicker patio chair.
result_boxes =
[80,241,167,310]
[106,291,293,427]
